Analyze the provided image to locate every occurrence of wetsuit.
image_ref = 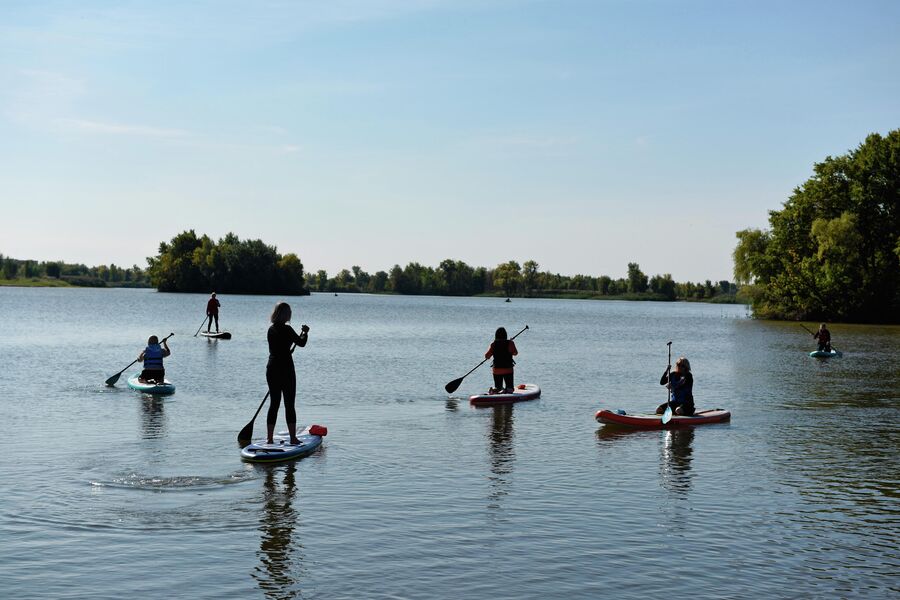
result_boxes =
[486,340,518,392]
[266,323,307,429]
[660,369,694,416]
[206,297,220,332]
[140,343,166,382]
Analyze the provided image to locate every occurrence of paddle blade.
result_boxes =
[105,372,122,386]
[444,377,463,394]
[661,404,673,425]
[237,420,255,444]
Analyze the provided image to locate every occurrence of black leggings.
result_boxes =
[206,314,219,331]
[493,373,514,390]
[266,365,297,427]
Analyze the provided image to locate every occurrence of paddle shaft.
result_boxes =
[799,323,816,336]
[194,315,209,336]
[662,341,673,424]
[445,325,529,393]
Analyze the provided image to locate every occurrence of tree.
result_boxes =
[732,129,900,322]
[492,261,521,296]
[46,262,61,278]
[522,260,539,296]
[626,262,648,293]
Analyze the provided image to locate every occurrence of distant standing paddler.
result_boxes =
[206,292,220,333]
[813,323,832,352]
[138,335,171,383]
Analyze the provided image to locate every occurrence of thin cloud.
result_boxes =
[471,133,580,149]
[54,118,190,138]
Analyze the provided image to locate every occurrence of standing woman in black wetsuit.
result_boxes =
[266,302,309,444]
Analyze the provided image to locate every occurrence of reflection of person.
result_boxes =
[138,335,170,383]
[813,323,832,352]
[656,357,694,416]
[266,302,309,444]
[205,292,221,333]
[485,327,518,394]
[254,462,300,596]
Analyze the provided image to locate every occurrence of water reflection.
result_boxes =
[253,462,306,599]
[659,428,695,497]
[486,404,515,509]
[139,396,166,439]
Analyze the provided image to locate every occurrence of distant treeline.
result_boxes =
[147,231,308,295]
[0,253,150,287]
[733,129,900,323]
[306,260,739,302]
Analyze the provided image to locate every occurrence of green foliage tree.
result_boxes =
[493,261,521,296]
[733,130,900,322]
[627,262,648,293]
[147,230,308,294]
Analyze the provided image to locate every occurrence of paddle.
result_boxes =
[661,341,673,425]
[444,325,529,394]
[193,316,208,337]
[105,332,174,386]
[237,343,297,443]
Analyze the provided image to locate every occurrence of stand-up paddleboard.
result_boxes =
[127,375,176,395]
[470,383,540,406]
[809,349,841,358]
[596,408,730,429]
[241,425,327,463]
[200,331,232,339]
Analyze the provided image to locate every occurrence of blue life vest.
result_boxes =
[144,344,164,369]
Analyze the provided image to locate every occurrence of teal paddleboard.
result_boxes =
[127,375,176,395]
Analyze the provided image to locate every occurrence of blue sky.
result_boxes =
[1,0,897,281]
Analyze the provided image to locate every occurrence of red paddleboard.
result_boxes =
[596,408,730,429]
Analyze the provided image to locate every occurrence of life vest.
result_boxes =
[144,344,164,369]
[491,340,515,369]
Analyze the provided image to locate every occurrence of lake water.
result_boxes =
[0,287,897,599]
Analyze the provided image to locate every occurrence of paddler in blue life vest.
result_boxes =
[813,323,832,352]
[657,356,695,416]
[485,327,518,394]
[205,292,221,333]
[138,335,171,383]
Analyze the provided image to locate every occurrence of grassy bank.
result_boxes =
[0,277,72,287]
[0,278,152,289]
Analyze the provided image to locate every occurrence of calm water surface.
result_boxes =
[0,288,897,599]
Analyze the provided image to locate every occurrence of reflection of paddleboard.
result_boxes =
[595,408,730,429]
[200,331,232,339]
[127,375,175,395]
[240,425,327,463]
[809,349,841,358]
[469,383,540,406]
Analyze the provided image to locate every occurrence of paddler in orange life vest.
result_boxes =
[138,335,171,383]
[485,327,518,394]
[206,292,221,333]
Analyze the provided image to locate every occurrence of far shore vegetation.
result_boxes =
[145,230,743,303]
[6,130,895,321]
[0,255,150,288]
[4,233,744,304]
